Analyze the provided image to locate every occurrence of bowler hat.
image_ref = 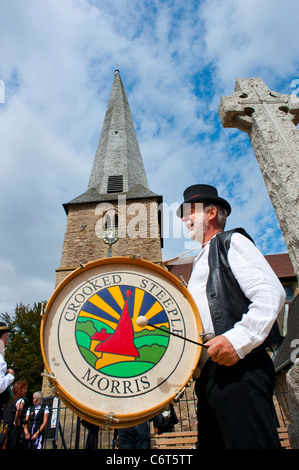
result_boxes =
[177,184,231,217]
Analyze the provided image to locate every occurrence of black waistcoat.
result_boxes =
[3,399,26,427]
[206,228,281,353]
[27,404,47,433]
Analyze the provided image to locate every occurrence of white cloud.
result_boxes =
[201,0,299,90]
[0,0,297,315]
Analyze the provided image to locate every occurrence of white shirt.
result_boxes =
[0,353,14,394]
[188,232,286,359]
[26,404,49,418]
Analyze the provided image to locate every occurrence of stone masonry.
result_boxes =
[55,198,162,287]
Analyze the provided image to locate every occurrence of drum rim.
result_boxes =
[40,256,203,427]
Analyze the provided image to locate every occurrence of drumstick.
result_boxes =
[136,316,209,348]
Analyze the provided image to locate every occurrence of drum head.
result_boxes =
[41,257,202,428]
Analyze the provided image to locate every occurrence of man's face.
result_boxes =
[1,332,8,346]
[182,203,209,243]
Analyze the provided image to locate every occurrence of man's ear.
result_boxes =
[207,206,218,222]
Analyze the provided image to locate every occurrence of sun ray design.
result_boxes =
[78,310,118,330]
[107,286,125,310]
[89,293,120,321]
[144,301,164,322]
[133,288,145,327]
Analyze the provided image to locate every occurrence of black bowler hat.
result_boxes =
[0,322,10,333]
[176,184,231,218]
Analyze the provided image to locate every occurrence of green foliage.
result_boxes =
[0,302,46,399]
[137,344,166,363]
[76,320,97,337]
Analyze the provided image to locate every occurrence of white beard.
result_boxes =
[187,212,209,244]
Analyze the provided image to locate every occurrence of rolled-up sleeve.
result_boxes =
[223,233,286,358]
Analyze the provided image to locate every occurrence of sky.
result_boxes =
[1,0,299,316]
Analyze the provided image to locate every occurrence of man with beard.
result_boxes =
[177,184,286,449]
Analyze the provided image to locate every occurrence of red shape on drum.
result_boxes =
[95,289,139,358]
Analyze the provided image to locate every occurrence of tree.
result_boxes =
[1,302,46,398]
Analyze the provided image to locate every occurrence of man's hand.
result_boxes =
[205,335,240,366]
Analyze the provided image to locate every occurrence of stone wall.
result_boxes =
[56,198,162,287]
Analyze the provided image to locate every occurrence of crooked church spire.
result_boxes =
[89,69,149,193]
[66,70,158,208]
[56,70,163,288]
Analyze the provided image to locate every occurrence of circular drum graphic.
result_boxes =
[40,257,203,428]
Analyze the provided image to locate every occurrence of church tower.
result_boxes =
[55,70,163,287]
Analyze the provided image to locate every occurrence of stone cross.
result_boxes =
[218,78,299,280]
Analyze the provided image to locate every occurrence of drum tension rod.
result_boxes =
[174,386,189,402]
[104,412,120,425]
[41,371,57,380]
[128,253,141,259]
[199,332,213,338]
[76,259,86,268]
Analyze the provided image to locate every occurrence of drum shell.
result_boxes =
[40,257,202,428]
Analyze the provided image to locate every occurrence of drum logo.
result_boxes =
[57,271,187,398]
[76,285,169,377]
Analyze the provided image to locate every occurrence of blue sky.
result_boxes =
[1,0,298,315]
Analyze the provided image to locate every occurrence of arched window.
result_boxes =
[104,214,111,230]
[103,210,119,231]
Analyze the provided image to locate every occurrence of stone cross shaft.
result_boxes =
[219,78,299,280]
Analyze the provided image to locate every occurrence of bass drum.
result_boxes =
[40,257,202,428]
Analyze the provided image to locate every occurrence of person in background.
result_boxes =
[0,322,15,423]
[81,419,99,449]
[117,422,151,449]
[23,391,49,449]
[153,405,178,434]
[1,381,28,449]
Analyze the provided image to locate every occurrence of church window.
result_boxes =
[103,210,119,230]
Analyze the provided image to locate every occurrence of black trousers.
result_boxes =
[195,349,281,449]
[118,422,150,449]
